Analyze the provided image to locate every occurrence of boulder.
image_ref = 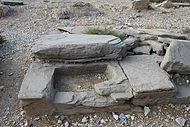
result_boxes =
[57,2,102,19]
[31,33,127,62]
[131,0,150,10]
[161,40,190,74]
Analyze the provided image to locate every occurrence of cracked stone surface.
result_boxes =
[31,33,127,62]
[120,55,176,105]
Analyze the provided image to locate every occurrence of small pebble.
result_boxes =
[0,86,4,91]
[112,112,119,120]
[34,117,40,121]
[144,106,151,116]
[82,116,88,123]
[64,121,69,127]
[58,120,63,124]
[8,72,14,76]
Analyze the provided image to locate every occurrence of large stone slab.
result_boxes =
[120,55,176,105]
[1,0,24,6]
[161,40,190,74]
[31,33,127,62]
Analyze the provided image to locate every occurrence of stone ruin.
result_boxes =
[18,27,190,116]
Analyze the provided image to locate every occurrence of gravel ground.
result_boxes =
[1,0,190,126]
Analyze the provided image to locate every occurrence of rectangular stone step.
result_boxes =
[120,55,176,105]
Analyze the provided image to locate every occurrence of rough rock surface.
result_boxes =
[120,55,176,105]
[1,0,24,6]
[31,33,127,62]
[131,0,150,10]
[57,2,102,19]
[123,37,140,50]
[161,40,190,74]
[143,40,165,56]
[133,45,151,55]
[0,4,9,17]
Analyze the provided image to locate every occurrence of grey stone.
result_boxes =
[131,0,150,10]
[144,106,150,116]
[133,45,151,55]
[0,85,4,91]
[139,34,158,41]
[1,0,24,6]
[173,3,190,7]
[123,37,140,50]
[57,2,102,19]
[175,117,186,127]
[161,40,190,74]
[126,29,189,40]
[156,0,174,8]
[120,55,175,105]
[143,40,165,56]
[0,5,9,17]
[31,33,127,62]
[81,117,88,123]
[110,92,133,101]
[137,29,189,40]
[158,37,177,44]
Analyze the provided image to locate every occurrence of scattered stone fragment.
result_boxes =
[133,45,151,55]
[144,106,150,116]
[161,40,190,74]
[24,120,31,127]
[34,117,40,121]
[119,113,125,120]
[0,86,4,91]
[58,120,62,124]
[175,117,186,127]
[55,115,60,119]
[186,80,190,84]
[125,114,131,119]
[131,115,135,120]
[100,119,106,124]
[131,0,150,10]
[8,72,14,76]
[112,112,119,120]
[82,116,88,123]
[0,71,3,75]
[64,121,69,127]
[110,92,133,101]
[20,111,25,116]
[1,0,24,6]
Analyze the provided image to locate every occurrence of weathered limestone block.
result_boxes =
[133,45,151,55]
[143,40,165,56]
[31,33,127,62]
[161,40,190,74]
[110,87,133,101]
[120,55,176,105]
[139,34,158,41]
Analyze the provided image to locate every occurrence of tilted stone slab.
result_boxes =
[120,55,176,105]
[31,33,127,62]
[125,29,189,40]
[161,40,190,75]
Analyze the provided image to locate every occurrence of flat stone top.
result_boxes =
[31,33,126,61]
[120,55,175,94]
[32,33,120,50]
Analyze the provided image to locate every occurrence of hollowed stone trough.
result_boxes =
[18,62,137,115]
